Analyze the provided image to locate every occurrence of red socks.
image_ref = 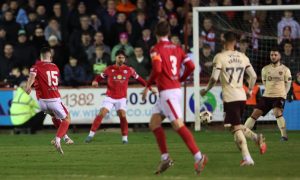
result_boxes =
[91,115,103,132]
[153,127,168,154]
[52,117,61,129]
[56,120,70,138]
[177,126,199,155]
[120,117,128,136]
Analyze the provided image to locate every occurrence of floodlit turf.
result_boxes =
[0,129,300,180]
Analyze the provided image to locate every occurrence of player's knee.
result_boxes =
[99,108,109,117]
[273,108,283,117]
[117,110,126,118]
[171,119,184,130]
[149,119,161,131]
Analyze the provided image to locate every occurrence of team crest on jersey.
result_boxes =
[112,69,115,72]
[123,77,126,80]
[123,70,128,74]
[279,71,283,75]
[117,75,122,79]
[113,76,116,79]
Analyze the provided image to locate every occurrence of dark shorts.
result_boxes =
[255,97,285,116]
[224,101,246,126]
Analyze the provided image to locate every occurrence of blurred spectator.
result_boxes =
[24,0,37,13]
[9,0,29,28]
[281,40,298,76]
[63,56,87,86]
[135,28,155,56]
[164,0,176,15]
[130,0,151,22]
[80,32,94,62]
[219,0,239,28]
[52,2,68,42]
[0,27,7,55]
[91,31,111,55]
[111,32,134,61]
[243,0,266,28]
[0,43,16,81]
[200,16,217,52]
[199,44,214,78]
[4,67,27,88]
[251,17,261,50]
[111,12,131,46]
[0,10,21,42]
[44,18,62,41]
[14,29,37,68]
[91,45,111,75]
[21,66,30,79]
[90,14,102,31]
[68,1,88,31]
[170,34,181,46]
[48,35,68,73]
[36,4,48,28]
[168,13,181,36]
[99,0,117,47]
[131,10,150,44]
[69,15,95,57]
[116,0,137,15]
[277,10,300,41]
[31,27,47,54]
[24,11,39,39]
[128,46,150,80]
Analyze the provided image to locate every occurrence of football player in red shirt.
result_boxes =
[85,49,156,143]
[25,47,72,155]
[142,21,208,175]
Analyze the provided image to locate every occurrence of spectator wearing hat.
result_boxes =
[111,32,134,62]
[14,29,37,68]
[0,10,21,42]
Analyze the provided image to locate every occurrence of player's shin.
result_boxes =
[276,115,287,138]
[90,115,104,134]
[242,126,258,142]
[244,117,256,129]
[56,119,70,139]
[234,129,252,162]
[52,117,61,128]
[152,127,168,160]
[177,126,201,162]
[120,116,128,142]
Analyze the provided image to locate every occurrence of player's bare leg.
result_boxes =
[51,116,74,145]
[53,113,71,155]
[149,114,173,174]
[244,109,263,129]
[117,110,128,144]
[231,125,254,166]
[274,108,288,141]
[242,126,267,154]
[171,119,207,174]
[85,108,109,143]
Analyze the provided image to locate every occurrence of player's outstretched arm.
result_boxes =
[25,73,36,94]
[180,60,195,82]
[200,67,220,96]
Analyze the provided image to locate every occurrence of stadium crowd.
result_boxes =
[0,0,300,88]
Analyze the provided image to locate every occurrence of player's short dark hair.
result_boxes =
[40,47,51,55]
[270,46,280,53]
[224,31,237,42]
[116,49,127,57]
[155,21,170,37]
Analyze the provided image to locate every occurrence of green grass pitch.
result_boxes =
[0,129,300,180]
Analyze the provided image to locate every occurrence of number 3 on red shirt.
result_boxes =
[46,71,58,86]
[170,55,177,76]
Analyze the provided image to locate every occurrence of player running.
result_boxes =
[25,47,72,154]
[244,47,292,141]
[142,21,207,175]
[85,49,155,144]
[200,32,266,166]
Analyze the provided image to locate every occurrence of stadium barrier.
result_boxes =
[0,86,298,130]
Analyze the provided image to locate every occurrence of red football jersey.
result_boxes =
[30,61,61,99]
[149,38,191,91]
[95,65,143,99]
